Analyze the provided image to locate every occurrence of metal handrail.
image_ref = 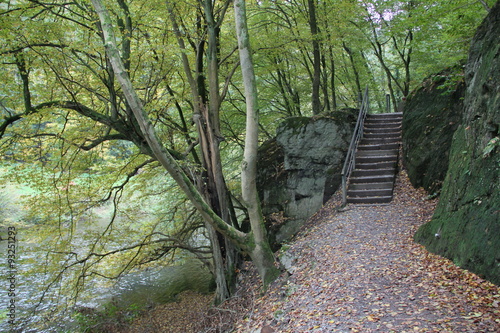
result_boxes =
[341,86,369,205]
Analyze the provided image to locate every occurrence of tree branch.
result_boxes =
[478,0,490,12]
[0,43,68,56]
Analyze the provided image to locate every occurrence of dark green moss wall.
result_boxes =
[402,67,464,194]
[415,1,500,285]
[415,127,499,284]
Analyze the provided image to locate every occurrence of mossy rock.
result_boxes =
[402,65,465,194]
[415,127,500,284]
[415,2,500,286]
[257,110,356,247]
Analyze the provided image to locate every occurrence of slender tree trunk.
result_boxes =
[321,52,330,112]
[274,57,301,116]
[359,51,384,111]
[14,53,32,112]
[343,42,362,100]
[168,0,236,302]
[401,30,413,97]
[201,0,240,302]
[307,0,322,115]
[321,1,336,110]
[478,0,491,11]
[329,46,337,110]
[234,0,280,287]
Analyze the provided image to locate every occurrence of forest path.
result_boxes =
[228,170,500,333]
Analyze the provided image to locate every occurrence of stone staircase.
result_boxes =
[346,112,403,204]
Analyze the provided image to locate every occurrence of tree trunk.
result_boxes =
[329,47,337,110]
[234,0,280,287]
[308,0,322,115]
[167,0,237,302]
[200,0,240,302]
[321,52,330,112]
[343,42,362,101]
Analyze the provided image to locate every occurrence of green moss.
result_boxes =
[415,126,500,284]
[72,300,145,333]
[402,65,465,194]
[278,117,311,135]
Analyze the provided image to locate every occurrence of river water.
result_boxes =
[0,234,213,332]
[0,181,213,332]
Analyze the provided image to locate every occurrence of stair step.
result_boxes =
[348,188,394,197]
[364,131,401,138]
[364,134,401,140]
[358,143,399,151]
[364,126,401,132]
[355,161,396,169]
[366,114,401,119]
[366,120,401,123]
[348,182,394,190]
[366,112,403,118]
[357,149,398,157]
[349,174,395,183]
[361,137,401,145]
[364,128,401,134]
[365,118,402,124]
[351,168,396,177]
[365,121,401,130]
[366,115,402,118]
[347,196,393,204]
[356,155,398,164]
[365,121,402,126]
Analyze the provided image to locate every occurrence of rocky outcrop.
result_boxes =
[257,111,356,246]
[414,2,500,285]
[402,66,465,194]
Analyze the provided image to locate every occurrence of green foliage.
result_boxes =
[409,0,491,80]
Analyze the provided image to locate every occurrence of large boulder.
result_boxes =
[402,66,465,194]
[257,111,356,246]
[415,2,500,285]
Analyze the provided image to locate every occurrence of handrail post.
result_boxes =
[342,176,347,205]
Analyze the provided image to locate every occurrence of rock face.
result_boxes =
[415,2,500,285]
[402,66,465,194]
[257,111,356,246]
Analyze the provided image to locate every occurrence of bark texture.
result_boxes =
[234,0,280,287]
